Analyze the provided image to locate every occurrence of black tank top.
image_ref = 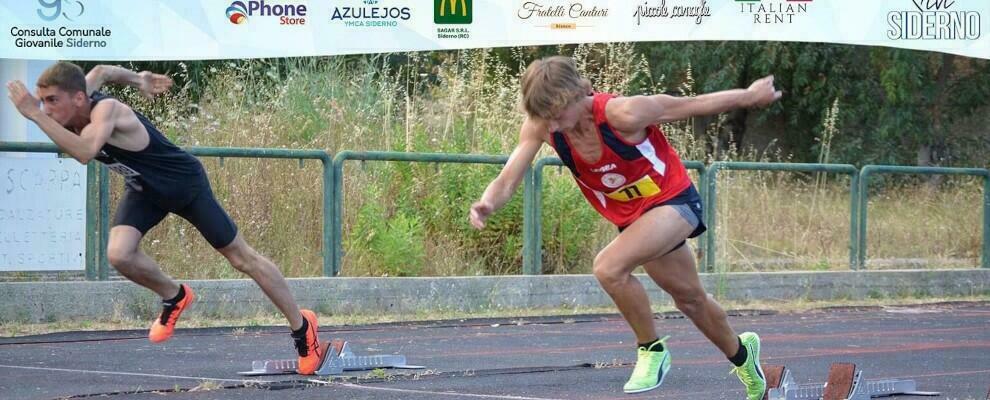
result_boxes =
[90,92,206,207]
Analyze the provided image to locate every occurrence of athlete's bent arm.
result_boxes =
[6,80,114,164]
[607,75,782,133]
[86,65,173,98]
[469,118,544,229]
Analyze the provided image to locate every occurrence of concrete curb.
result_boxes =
[1,269,987,323]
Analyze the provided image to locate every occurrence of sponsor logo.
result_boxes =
[225,0,308,25]
[10,0,112,49]
[590,163,617,173]
[633,0,711,26]
[887,0,981,40]
[436,0,472,24]
[332,0,411,29]
[736,0,812,25]
[516,1,609,30]
[227,1,248,24]
[435,0,472,39]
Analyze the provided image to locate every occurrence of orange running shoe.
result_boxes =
[293,309,323,375]
[149,284,195,343]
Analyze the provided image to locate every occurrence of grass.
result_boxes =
[2,294,986,338]
[88,45,986,279]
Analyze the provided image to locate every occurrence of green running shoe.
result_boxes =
[623,336,671,394]
[730,332,767,400]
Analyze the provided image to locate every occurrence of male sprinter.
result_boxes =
[6,62,323,374]
[470,56,780,398]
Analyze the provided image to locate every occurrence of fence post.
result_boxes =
[696,165,707,268]
[85,162,99,281]
[322,154,334,277]
[857,168,871,270]
[522,165,537,275]
[849,170,860,270]
[98,165,110,280]
[704,163,721,273]
[983,172,989,269]
[331,152,348,277]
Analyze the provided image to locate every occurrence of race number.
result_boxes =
[604,175,660,202]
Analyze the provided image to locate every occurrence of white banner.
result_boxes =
[0,158,87,271]
[0,0,985,61]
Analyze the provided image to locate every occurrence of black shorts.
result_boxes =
[112,181,239,249]
[617,183,707,239]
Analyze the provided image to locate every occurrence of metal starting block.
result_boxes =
[238,339,424,376]
[764,363,940,400]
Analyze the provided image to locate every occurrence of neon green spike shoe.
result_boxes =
[623,336,671,394]
[731,332,767,400]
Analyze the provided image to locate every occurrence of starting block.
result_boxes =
[238,339,424,376]
[764,363,940,400]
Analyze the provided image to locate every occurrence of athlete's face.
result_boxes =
[36,86,87,128]
[547,100,585,132]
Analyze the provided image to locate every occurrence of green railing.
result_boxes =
[4,142,988,278]
[526,157,707,274]
[704,162,861,272]
[0,142,333,279]
[856,165,990,270]
[330,151,510,276]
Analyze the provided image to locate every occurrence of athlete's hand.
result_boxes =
[745,75,782,108]
[469,200,494,230]
[137,71,173,99]
[6,80,43,120]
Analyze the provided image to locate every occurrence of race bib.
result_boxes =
[605,175,660,202]
[104,162,141,178]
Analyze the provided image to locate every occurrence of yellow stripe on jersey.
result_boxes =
[604,175,661,202]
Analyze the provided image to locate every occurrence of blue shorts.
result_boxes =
[618,183,707,239]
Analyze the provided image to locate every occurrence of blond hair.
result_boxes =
[519,56,591,119]
[37,62,87,94]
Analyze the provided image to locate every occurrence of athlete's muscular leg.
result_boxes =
[643,244,740,357]
[218,234,304,330]
[593,206,694,344]
[106,226,181,299]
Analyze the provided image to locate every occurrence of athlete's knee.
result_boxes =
[672,289,708,316]
[107,244,138,268]
[107,227,143,268]
[592,254,631,288]
[222,242,262,274]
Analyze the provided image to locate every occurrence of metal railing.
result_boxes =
[704,162,861,272]
[856,165,990,270]
[4,142,988,279]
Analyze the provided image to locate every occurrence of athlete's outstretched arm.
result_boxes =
[469,118,544,229]
[6,80,115,164]
[607,75,782,133]
[86,65,173,98]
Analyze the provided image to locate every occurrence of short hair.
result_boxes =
[519,56,591,119]
[37,61,87,94]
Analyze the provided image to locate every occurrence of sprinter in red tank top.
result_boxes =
[469,56,781,399]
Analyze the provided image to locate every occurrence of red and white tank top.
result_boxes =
[549,93,692,227]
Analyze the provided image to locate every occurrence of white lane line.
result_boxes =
[337,382,566,400]
[0,364,269,385]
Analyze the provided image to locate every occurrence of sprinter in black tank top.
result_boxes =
[6,62,324,374]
